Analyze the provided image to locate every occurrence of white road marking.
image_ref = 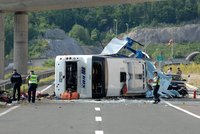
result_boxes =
[41,83,54,93]
[0,83,54,118]
[95,130,104,134]
[0,105,20,117]
[95,107,103,134]
[95,116,102,122]
[95,107,101,111]
[164,101,200,119]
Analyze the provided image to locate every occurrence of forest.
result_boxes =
[4,0,200,60]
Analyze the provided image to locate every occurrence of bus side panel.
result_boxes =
[77,56,92,98]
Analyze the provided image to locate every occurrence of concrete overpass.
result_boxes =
[0,0,158,79]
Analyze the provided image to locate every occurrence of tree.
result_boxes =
[69,24,91,45]
[4,0,200,59]
[91,28,105,48]
[159,6,176,23]
[104,31,116,44]
[198,1,200,18]
[4,13,14,57]
[29,39,49,58]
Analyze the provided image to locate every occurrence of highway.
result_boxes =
[0,85,200,134]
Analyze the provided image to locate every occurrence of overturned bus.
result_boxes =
[55,37,149,99]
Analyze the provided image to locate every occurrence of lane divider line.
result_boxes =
[0,105,20,117]
[95,116,102,122]
[41,83,55,93]
[94,107,103,134]
[95,107,101,111]
[95,130,104,134]
[164,101,200,119]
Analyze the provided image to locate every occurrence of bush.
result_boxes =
[69,24,91,45]
[43,59,55,67]
[29,39,49,58]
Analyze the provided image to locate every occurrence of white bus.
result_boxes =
[55,38,148,98]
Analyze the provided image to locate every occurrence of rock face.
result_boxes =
[43,29,101,58]
[129,24,200,44]
[44,28,84,57]
[42,24,200,57]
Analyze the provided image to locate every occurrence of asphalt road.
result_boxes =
[0,99,200,134]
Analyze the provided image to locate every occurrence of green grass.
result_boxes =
[145,42,200,63]
[4,66,54,94]
[39,75,55,85]
[43,58,55,67]
[4,66,53,79]
[21,75,55,93]
[163,63,200,75]
[28,66,52,72]
[163,63,200,87]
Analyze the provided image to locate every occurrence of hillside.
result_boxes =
[128,24,200,44]
[4,0,200,57]
[40,24,200,60]
[42,29,102,58]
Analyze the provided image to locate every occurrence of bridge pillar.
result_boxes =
[14,12,28,75]
[0,11,5,79]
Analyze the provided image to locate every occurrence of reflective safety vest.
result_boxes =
[152,76,160,86]
[29,74,38,84]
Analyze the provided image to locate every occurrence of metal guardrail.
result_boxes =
[188,89,200,95]
[0,69,55,91]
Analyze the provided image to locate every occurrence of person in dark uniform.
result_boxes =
[152,71,160,104]
[26,70,39,103]
[10,69,22,101]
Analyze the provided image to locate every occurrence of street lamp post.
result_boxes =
[168,39,174,60]
[125,23,129,34]
[114,19,118,37]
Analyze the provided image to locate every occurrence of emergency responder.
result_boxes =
[10,69,22,101]
[26,70,39,103]
[167,67,172,74]
[152,71,160,104]
[176,67,182,77]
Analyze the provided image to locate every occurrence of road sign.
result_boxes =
[157,55,164,61]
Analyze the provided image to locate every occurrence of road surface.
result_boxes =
[0,85,200,134]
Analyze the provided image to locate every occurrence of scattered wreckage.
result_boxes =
[55,37,189,100]
[0,37,189,104]
[0,90,12,103]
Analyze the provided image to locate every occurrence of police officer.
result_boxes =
[152,71,160,104]
[10,69,22,101]
[26,70,39,103]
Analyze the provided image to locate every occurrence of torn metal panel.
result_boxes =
[100,38,128,55]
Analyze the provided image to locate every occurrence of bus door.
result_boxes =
[65,62,77,92]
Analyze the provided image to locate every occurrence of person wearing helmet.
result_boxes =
[152,71,160,104]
